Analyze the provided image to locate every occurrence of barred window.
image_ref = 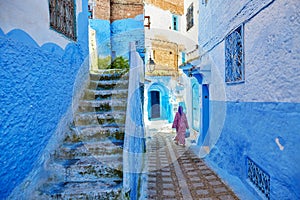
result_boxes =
[186,3,194,31]
[225,25,245,83]
[172,15,179,31]
[49,0,77,41]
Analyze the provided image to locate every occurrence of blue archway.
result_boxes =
[147,83,170,121]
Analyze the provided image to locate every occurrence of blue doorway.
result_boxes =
[192,83,200,131]
[199,84,209,145]
[150,91,160,119]
[147,83,170,121]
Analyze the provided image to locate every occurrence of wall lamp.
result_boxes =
[147,55,156,73]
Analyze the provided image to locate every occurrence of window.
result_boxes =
[225,25,245,83]
[49,0,77,41]
[186,3,194,31]
[172,15,179,31]
[88,4,93,19]
[182,52,186,64]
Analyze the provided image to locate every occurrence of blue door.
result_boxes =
[201,84,209,145]
[150,91,160,119]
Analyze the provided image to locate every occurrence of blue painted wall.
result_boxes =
[90,15,145,61]
[194,0,300,199]
[89,19,111,57]
[206,101,300,199]
[111,15,145,59]
[0,3,88,198]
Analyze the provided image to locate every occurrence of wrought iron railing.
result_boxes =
[247,157,270,199]
[225,25,244,83]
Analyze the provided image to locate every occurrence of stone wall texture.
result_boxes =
[145,0,184,15]
[94,0,144,22]
[94,0,110,20]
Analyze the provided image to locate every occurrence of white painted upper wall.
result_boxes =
[0,0,82,49]
[144,2,199,57]
[198,0,275,52]
[204,0,300,103]
[144,4,176,32]
[182,0,198,43]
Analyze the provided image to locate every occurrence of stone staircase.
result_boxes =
[33,70,129,199]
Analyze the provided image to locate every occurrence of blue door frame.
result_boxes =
[200,84,209,146]
[192,83,200,131]
[147,83,170,121]
[190,74,210,146]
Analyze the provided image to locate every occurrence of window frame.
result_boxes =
[186,3,194,31]
[225,25,245,84]
[49,0,77,41]
[172,14,179,31]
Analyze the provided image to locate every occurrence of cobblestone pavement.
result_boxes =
[145,128,239,200]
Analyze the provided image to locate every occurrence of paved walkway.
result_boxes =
[145,122,239,200]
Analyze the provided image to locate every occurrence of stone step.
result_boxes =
[50,156,123,183]
[74,111,126,126]
[65,126,125,143]
[78,99,127,112]
[83,89,128,101]
[90,71,129,81]
[31,71,129,199]
[36,179,122,200]
[55,141,123,159]
[89,80,129,90]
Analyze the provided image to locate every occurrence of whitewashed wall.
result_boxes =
[144,4,178,31]
[198,1,300,199]
[200,0,300,103]
[0,0,82,49]
[182,0,198,43]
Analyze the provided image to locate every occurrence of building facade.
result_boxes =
[88,0,145,72]
[144,0,199,127]
[181,0,300,199]
[0,0,89,198]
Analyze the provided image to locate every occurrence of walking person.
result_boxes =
[172,105,189,146]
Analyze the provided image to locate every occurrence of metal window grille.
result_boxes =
[49,0,77,41]
[225,25,245,83]
[173,15,178,31]
[186,3,194,31]
[247,157,270,199]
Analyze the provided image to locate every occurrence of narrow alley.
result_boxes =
[1,0,299,199]
[145,121,239,200]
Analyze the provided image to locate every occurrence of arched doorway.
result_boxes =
[147,83,170,121]
[150,91,160,118]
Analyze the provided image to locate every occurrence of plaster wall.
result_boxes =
[182,0,198,43]
[197,0,300,199]
[144,2,198,52]
[0,0,83,49]
[90,15,144,62]
[144,4,176,31]
[111,15,145,59]
[144,76,177,124]
[199,0,276,51]
[0,1,89,198]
